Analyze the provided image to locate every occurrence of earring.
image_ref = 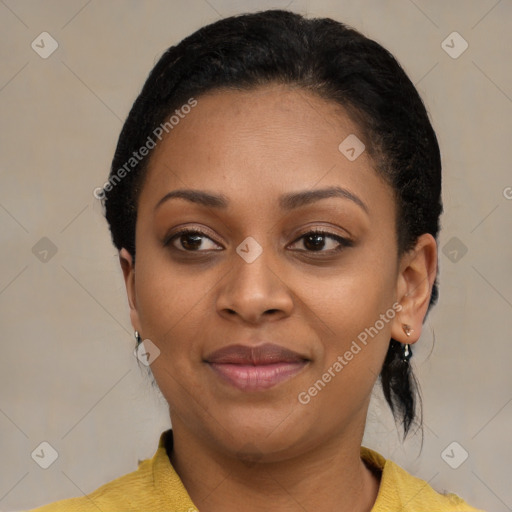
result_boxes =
[402,324,413,362]
[402,324,414,337]
[134,331,142,345]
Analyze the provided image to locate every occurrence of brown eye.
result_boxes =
[289,230,353,253]
[165,229,221,252]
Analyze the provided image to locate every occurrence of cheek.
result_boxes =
[308,258,397,335]
[303,253,398,384]
[134,265,209,406]
[297,275,397,420]
[134,255,207,354]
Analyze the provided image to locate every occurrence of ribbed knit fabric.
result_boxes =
[29,429,484,512]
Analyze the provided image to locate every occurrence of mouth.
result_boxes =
[205,343,310,391]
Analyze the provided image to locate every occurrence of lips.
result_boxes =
[205,343,309,391]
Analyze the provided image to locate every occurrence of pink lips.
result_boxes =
[205,343,309,391]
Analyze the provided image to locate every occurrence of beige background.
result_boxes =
[1,1,511,511]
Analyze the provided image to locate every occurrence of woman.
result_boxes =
[31,9,484,512]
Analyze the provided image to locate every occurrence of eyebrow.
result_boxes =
[154,186,369,214]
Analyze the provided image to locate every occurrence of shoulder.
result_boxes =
[361,447,486,512]
[27,430,197,512]
[26,458,152,511]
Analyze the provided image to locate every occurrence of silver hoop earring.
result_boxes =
[134,331,142,345]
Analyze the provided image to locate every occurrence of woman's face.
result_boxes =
[122,84,423,460]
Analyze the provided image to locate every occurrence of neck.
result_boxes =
[168,420,380,512]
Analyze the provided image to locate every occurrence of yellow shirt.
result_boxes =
[29,429,484,512]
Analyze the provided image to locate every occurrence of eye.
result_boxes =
[289,230,353,253]
[165,228,222,252]
[164,228,352,254]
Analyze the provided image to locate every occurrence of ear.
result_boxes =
[119,248,141,334]
[391,233,438,345]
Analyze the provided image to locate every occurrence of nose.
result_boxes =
[215,244,294,325]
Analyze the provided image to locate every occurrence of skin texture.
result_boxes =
[120,84,437,512]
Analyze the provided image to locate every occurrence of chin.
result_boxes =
[206,407,317,461]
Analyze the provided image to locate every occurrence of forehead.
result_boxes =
[139,84,393,217]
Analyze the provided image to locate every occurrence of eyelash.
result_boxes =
[164,228,353,254]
